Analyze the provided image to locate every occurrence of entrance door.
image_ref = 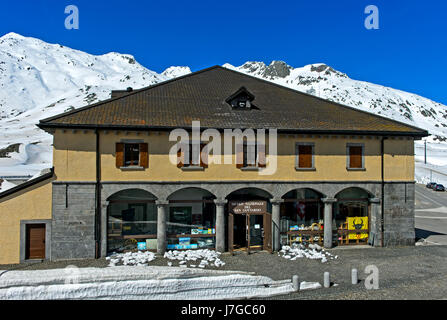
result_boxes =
[228,213,272,254]
[25,224,46,260]
[247,214,263,253]
[228,200,272,254]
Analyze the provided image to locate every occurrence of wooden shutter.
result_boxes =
[139,143,148,168]
[298,145,313,168]
[258,144,266,167]
[200,143,208,168]
[177,144,184,168]
[236,143,243,168]
[349,146,363,168]
[116,143,124,168]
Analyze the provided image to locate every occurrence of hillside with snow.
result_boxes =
[0,32,446,189]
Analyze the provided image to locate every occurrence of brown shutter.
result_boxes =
[349,146,363,168]
[258,144,266,167]
[139,143,148,168]
[177,144,184,168]
[116,143,124,168]
[299,145,312,168]
[236,143,243,169]
[200,143,208,168]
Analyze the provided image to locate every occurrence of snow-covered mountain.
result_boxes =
[0,32,446,186]
[0,32,190,178]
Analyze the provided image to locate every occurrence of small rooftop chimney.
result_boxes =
[111,87,134,99]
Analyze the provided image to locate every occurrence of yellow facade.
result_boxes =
[0,129,416,265]
[0,178,53,264]
[52,130,415,183]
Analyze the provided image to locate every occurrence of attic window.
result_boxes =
[226,87,255,109]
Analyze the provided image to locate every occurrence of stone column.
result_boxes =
[156,200,169,255]
[369,198,381,247]
[270,198,284,252]
[100,200,109,258]
[322,198,337,249]
[214,199,227,253]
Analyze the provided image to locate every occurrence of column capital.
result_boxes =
[214,199,228,206]
[370,198,381,204]
[270,198,284,205]
[322,197,337,204]
[156,200,169,207]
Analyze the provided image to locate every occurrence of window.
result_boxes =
[177,142,208,169]
[225,87,255,109]
[243,141,257,167]
[107,189,157,253]
[116,142,148,169]
[236,141,266,169]
[125,143,140,166]
[295,143,315,169]
[347,144,364,169]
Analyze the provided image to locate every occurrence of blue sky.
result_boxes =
[1,0,446,104]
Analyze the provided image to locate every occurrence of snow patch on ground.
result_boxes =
[278,244,337,263]
[106,251,156,267]
[164,249,225,268]
[0,266,295,300]
[105,249,225,269]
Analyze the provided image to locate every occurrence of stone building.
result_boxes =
[0,66,428,264]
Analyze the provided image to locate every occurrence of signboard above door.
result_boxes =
[228,200,267,215]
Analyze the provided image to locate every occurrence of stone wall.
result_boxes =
[50,180,415,260]
[383,182,415,246]
[51,183,97,260]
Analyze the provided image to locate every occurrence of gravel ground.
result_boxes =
[2,245,447,299]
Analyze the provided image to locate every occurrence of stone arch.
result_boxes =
[106,188,158,201]
[334,187,374,200]
[281,187,326,200]
[166,187,217,201]
[328,184,378,199]
[102,184,161,202]
[224,187,274,200]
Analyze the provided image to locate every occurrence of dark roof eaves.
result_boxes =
[0,168,55,200]
[36,122,429,137]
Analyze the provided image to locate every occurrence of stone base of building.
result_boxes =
[50,181,415,260]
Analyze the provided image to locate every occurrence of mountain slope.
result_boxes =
[0,33,445,183]
[224,61,447,143]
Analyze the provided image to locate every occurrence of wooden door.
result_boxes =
[263,213,272,253]
[26,224,46,260]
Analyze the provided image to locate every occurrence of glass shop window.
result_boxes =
[279,189,324,246]
[107,189,157,253]
[166,202,216,250]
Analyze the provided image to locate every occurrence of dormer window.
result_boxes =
[226,87,255,109]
